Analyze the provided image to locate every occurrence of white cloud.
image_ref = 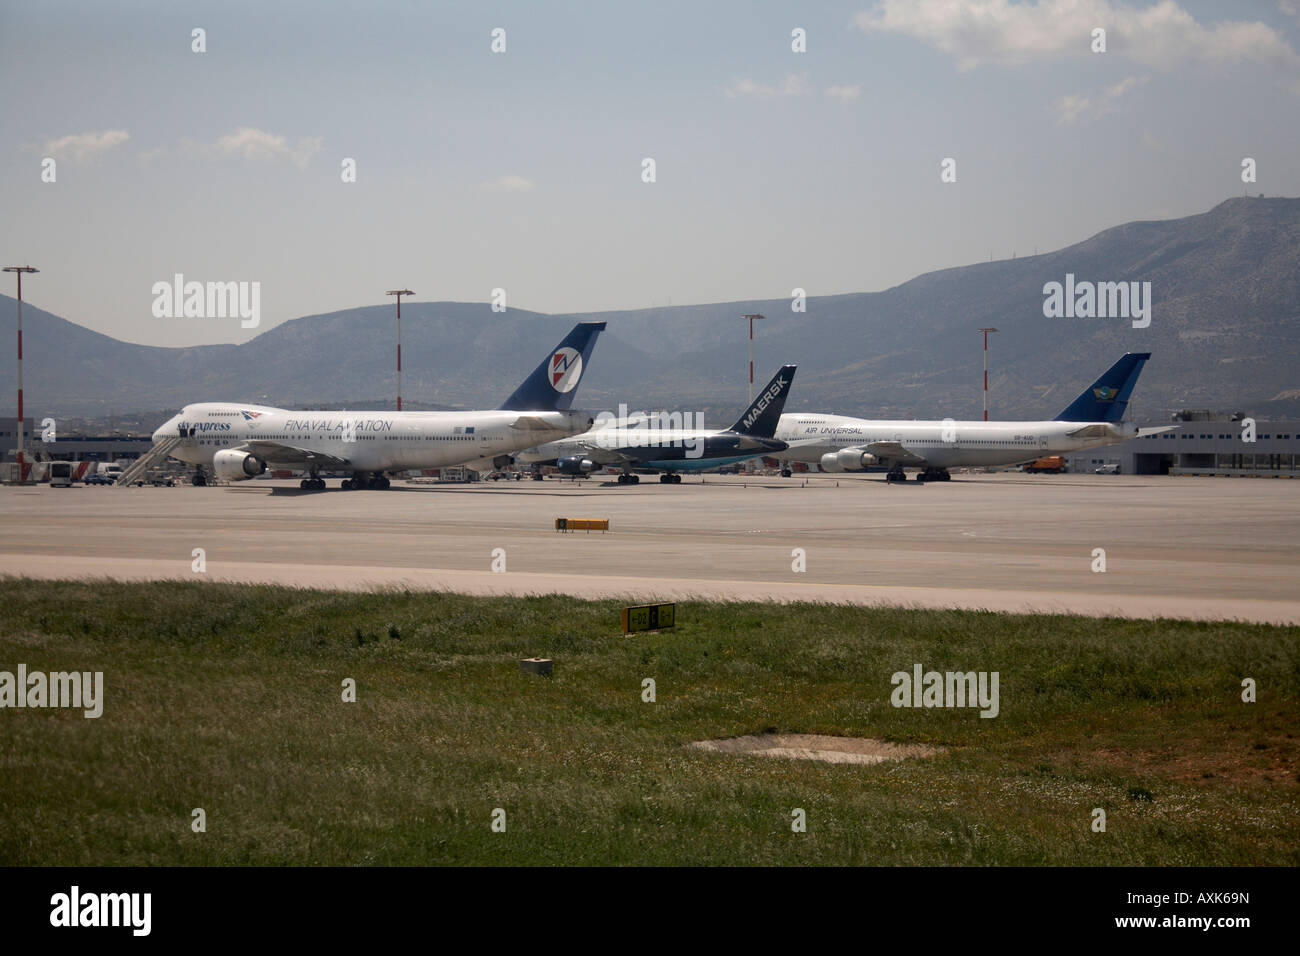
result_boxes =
[481,175,535,191]
[725,73,813,98]
[214,127,323,167]
[854,0,1300,72]
[1054,73,1149,124]
[825,84,863,101]
[43,129,129,163]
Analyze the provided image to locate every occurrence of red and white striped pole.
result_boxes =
[5,266,38,481]
[387,289,413,411]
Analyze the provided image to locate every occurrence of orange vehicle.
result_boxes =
[1023,455,1066,474]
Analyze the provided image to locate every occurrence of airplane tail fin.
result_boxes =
[728,365,797,437]
[498,322,606,411]
[1054,352,1151,423]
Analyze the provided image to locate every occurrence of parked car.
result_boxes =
[1094,463,1121,475]
[85,472,116,485]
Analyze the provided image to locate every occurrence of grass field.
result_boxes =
[2,577,1297,866]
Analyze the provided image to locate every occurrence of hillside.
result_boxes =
[2,196,1297,423]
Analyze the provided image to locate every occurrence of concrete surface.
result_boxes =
[1,472,1297,624]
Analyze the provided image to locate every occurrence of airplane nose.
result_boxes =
[154,415,178,443]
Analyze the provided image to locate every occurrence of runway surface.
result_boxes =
[2,473,1298,624]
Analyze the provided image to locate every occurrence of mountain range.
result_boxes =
[3,195,1297,426]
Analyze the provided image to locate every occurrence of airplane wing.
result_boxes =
[235,440,353,471]
[510,415,576,432]
[570,441,638,465]
[863,441,927,465]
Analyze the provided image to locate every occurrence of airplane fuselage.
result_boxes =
[522,426,787,473]
[775,414,1138,470]
[156,402,594,474]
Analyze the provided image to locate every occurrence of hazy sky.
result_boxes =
[2,0,1299,347]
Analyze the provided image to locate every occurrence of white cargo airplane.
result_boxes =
[774,352,1158,482]
[151,321,605,490]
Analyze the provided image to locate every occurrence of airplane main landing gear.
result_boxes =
[191,467,207,487]
[885,465,907,483]
[780,468,792,478]
[343,475,391,490]
[916,468,951,482]
[658,474,682,484]
[300,477,326,490]
[617,473,640,484]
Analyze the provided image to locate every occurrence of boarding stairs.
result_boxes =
[115,436,184,487]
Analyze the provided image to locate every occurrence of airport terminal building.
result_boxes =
[1064,417,1299,476]
[1,417,153,464]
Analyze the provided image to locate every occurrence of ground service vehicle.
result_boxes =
[49,462,73,487]
[1024,456,1066,473]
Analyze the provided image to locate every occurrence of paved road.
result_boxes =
[2,473,1297,624]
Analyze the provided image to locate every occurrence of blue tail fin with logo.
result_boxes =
[1054,352,1151,423]
[728,365,798,437]
[498,322,606,411]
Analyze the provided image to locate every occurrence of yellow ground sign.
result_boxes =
[555,517,609,533]
[621,603,676,633]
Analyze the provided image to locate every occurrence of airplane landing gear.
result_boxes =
[617,473,640,484]
[658,474,682,484]
[780,468,792,478]
[299,477,326,490]
[885,466,907,483]
[916,468,951,482]
[191,467,207,487]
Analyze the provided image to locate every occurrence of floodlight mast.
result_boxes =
[742,313,765,403]
[4,266,38,481]
[978,327,998,421]
[387,289,414,411]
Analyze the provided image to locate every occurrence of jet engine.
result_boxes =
[556,456,597,475]
[212,449,267,481]
[821,448,879,472]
